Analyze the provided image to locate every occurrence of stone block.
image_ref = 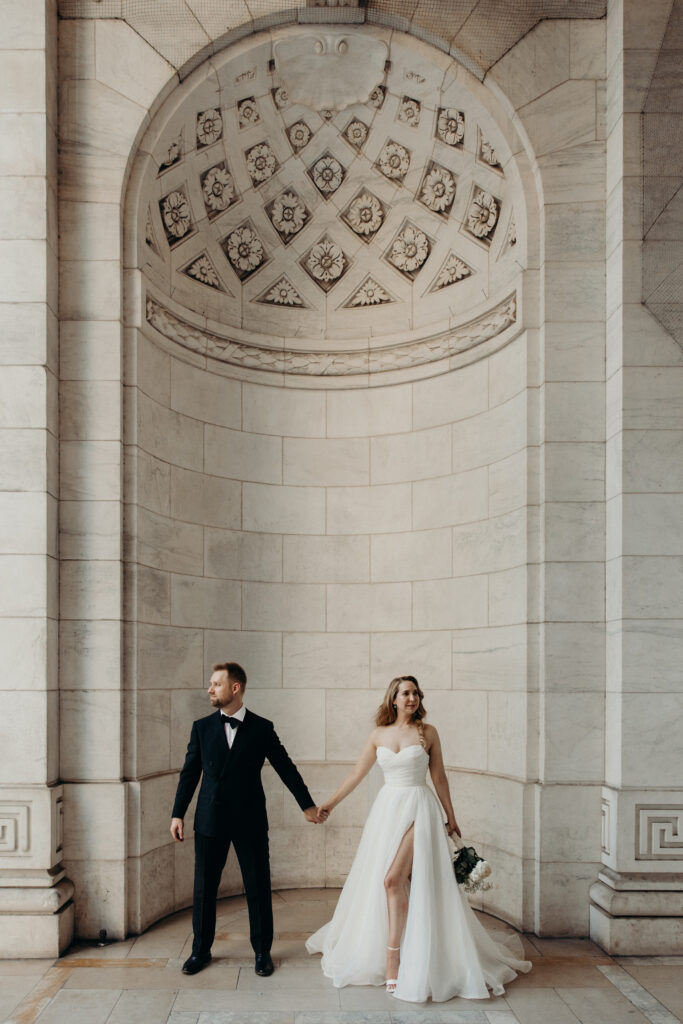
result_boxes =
[0,428,50,491]
[242,383,325,438]
[60,619,122,690]
[204,527,282,582]
[204,424,282,484]
[545,501,604,562]
[242,581,325,632]
[428,690,488,771]
[535,860,598,936]
[0,492,49,554]
[59,201,120,262]
[544,442,604,501]
[545,561,604,622]
[520,80,597,157]
[570,19,606,80]
[61,499,120,561]
[327,482,411,534]
[170,466,240,529]
[370,425,451,485]
[325,688,386,760]
[413,467,488,530]
[242,482,325,535]
[488,334,527,408]
[283,437,369,486]
[488,20,570,111]
[0,901,73,958]
[0,50,46,114]
[170,575,241,629]
[545,622,605,692]
[537,141,605,205]
[544,382,604,442]
[135,336,170,406]
[488,450,527,516]
[204,629,283,688]
[544,692,605,782]
[61,440,121,501]
[0,554,48,618]
[60,689,122,781]
[269,827,325,890]
[283,632,370,689]
[326,384,411,437]
[452,624,527,691]
[170,359,241,430]
[413,575,488,630]
[245,688,325,762]
[0,176,47,241]
[451,392,527,473]
[371,527,451,582]
[137,392,203,472]
[487,691,527,778]
[135,622,203,691]
[63,781,126,861]
[621,692,683,786]
[0,113,47,176]
[590,903,683,955]
[60,559,120,620]
[412,360,488,429]
[612,618,683,693]
[488,565,526,626]
[283,534,369,583]
[60,380,120,442]
[2,0,48,48]
[59,258,121,321]
[452,508,526,576]
[327,582,411,632]
[371,629,452,690]
[61,321,121,381]
[95,19,176,108]
[0,366,47,428]
[130,564,171,625]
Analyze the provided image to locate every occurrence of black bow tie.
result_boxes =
[221,715,241,729]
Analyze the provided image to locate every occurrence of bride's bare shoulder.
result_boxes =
[422,722,438,743]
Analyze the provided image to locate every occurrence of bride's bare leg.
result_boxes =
[384,824,414,982]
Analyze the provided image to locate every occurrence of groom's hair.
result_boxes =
[213,662,247,691]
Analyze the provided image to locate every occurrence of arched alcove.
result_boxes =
[121,22,541,936]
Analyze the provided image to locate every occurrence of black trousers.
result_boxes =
[192,829,273,957]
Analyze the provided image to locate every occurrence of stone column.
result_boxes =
[0,0,73,957]
[591,0,683,954]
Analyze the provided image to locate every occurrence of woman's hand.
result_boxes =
[318,803,332,821]
[446,820,461,838]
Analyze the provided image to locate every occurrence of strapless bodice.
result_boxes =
[376,744,429,787]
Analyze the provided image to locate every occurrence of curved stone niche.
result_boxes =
[134,25,526,383]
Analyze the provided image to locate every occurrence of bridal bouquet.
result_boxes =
[451,837,493,894]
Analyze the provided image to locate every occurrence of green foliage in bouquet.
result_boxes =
[452,844,483,886]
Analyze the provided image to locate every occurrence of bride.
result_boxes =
[306,675,531,1003]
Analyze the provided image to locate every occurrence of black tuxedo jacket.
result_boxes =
[172,708,314,838]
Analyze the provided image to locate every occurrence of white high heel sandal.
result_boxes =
[386,945,400,993]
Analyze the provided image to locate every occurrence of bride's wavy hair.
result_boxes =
[375,675,426,727]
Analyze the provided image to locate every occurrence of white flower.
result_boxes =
[227,225,264,273]
[349,278,390,306]
[287,121,311,150]
[436,254,471,289]
[246,143,277,183]
[390,225,429,273]
[421,166,455,212]
[202,165,234,213]
[368,86,385,108]
[307,238,344,282]
[398,96,421,126]
[346,193,383,236]
[312,155,344,195]
[263,277,303,306]
[161,190,192,239]
[378,141,410,180]
[273,86,289,109]
[467,188,498,238]
[196,108,223,147]
[437,108,465,146]
[345,119,368,148]
[186,254,220,288]
[271,192,306,236]
[470,860,492,882]
[238,97,260,128]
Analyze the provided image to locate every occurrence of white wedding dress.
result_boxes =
[306,745,531,1003]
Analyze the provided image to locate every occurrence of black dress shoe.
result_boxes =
[182,952,212,975]
[254,952,274,976]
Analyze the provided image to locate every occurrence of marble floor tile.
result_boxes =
[556,985,651,1024]
[297,1013,391,1023]
[167,1014,199,1024]
[173,989,342,1012]
[29,987,121,1024]
[602,965,683,1022]
[509,964,612,988]
[107,988,176,1023]
[59,940,137,961]
[0,961,54,977]
[197,1013,296,1024]
[236,963,333,990]
[62,964,239,991]
[0,976,45,1024]
[523,937,605,959]
[504,988,581,1024]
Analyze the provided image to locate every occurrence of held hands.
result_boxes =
[170,817,184,842]
[304,805,331,824]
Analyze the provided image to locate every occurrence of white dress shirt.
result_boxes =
[221,703,246,749]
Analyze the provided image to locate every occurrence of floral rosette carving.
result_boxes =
[272,86,290,110]
[347,277,391,307]
[260,276,304,307]
[344,119,368,149]
[368,85,385,108]
[196,109,223,148]
[377,140,410,181]
[311,154,344,197]
[225,224,265,279]
[479,136,500,168]
[160,189,192,243]
[466,187,499,241]
[246,143,277,185]
[432,252,472,291]
[304,237,347,291]
[238,97,260,129]
[388,223,429,276]
[420,165,456,214]
[158,132,182,174]
[345,192,383,238]
[398,96,421,126]
[185,253,221,289]
[436,108,465,147]
[202,164,235,215]
[287,121,312,151]
[270,192,307,239]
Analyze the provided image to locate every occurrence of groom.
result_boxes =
[170,661,323,976]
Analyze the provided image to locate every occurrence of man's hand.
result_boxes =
[304,806,327,824]
[170,817,184,841]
